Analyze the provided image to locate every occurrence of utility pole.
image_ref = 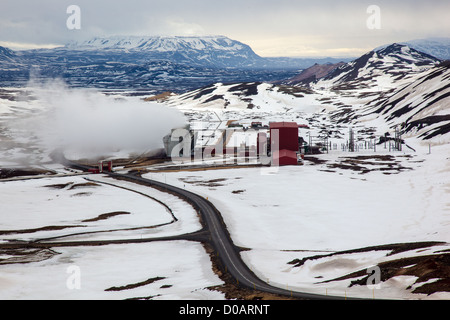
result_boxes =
[349,127,355,152]
[307,132,312,154]
[394,126,402,151]
[395,126,399,151]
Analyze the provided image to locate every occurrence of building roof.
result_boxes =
[269,122,298,129]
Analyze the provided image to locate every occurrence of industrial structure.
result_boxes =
[269,122,300,166]
[162,121,304,166]
[163,124,198,159]
[88,160,113,174]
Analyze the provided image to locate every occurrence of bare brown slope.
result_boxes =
[284,62,345,85]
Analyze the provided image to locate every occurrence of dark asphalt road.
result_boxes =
[66,159,349,300]
[106,171,349,300]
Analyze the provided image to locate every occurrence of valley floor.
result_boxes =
[0,85,449,300]
[143,143,450,300]
[1,143,448,300]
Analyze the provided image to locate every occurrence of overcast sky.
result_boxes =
[1,0,449,57]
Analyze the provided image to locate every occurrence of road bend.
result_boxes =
[66,160,350,300]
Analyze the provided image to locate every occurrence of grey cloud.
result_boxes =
[0,0,448,56]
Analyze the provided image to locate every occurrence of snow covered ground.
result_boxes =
[0,173,201,242]
[0,170,224,299]
[145,76,450,300]
[0,241,224,300]
[0,87,225,299]
[0,78,448,300]
[143,143,450,300]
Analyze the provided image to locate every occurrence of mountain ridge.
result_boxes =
[0,36,446,94]
[163,44,449,142]
[278,43,443,91]
[376,37,450,60]
[311,43,442,91]
[347,61,450,141]
[0,35,351,91]
[65,35,248,52]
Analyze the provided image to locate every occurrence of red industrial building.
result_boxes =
[88,160,113,174]
[271,149,298,166]
[269,122,299,166]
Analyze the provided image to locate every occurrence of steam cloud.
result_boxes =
[10,79,187,161]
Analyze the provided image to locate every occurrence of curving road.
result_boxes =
[66,160,350,300]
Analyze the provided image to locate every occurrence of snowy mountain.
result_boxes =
[0,36,302,91]
[0,46,18,63]
[0,46,29,83]
[353,60,450,142]
[65,35,264,69]
[377,37,450,61]
[0,37,443,95]
[65,35,350,69]
[162,45,449,143]
[67,35,249,52]
[314,44,441,91]
[0,35,350,91]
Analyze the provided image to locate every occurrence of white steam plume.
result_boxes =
[13,79,187,161]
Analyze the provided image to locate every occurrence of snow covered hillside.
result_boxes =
[65,35,264,69]
[164,42,449,145]
[166,82,325,114]
[149,48,450,298]
[377,37,450,61]
[67,35,246,51]
[0,46,18,64]
[65,35,349,70]
[351,61,450,143]
[313,44,441,91]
